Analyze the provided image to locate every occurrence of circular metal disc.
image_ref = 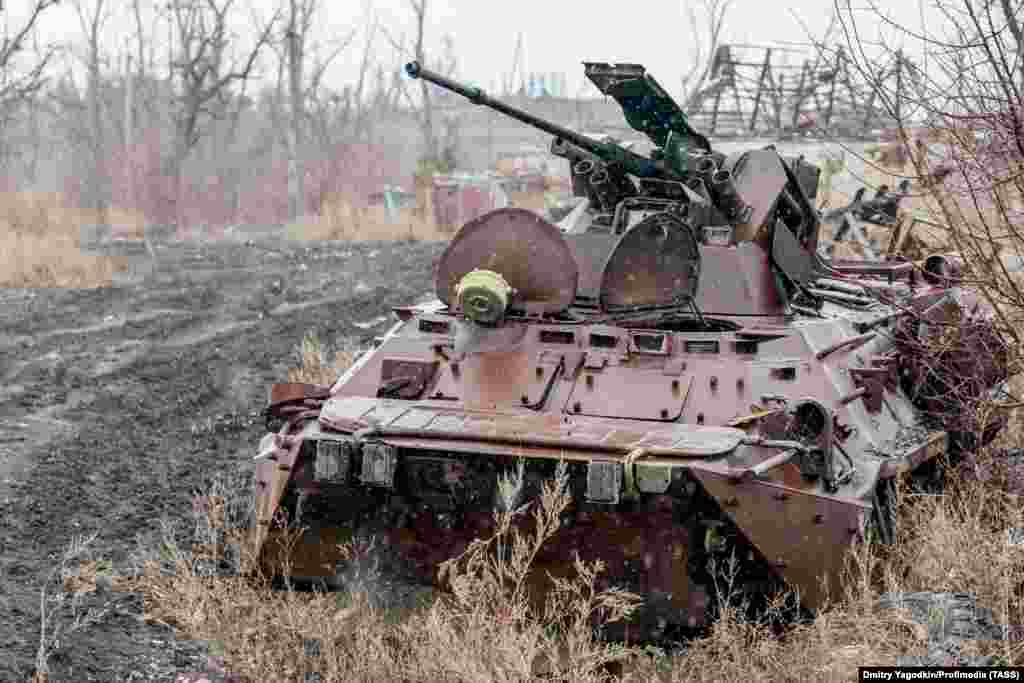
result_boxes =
[599,212,701,310]
[435,208,579,314]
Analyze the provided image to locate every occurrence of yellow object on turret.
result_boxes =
[454,269,513,324]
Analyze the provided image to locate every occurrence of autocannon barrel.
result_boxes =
[405,61,673,180]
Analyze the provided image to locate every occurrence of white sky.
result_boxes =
[9,0,938,100]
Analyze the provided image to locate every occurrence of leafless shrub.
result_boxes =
[285,330,357,386]
[32,532,113,683]
[0,191,128,287]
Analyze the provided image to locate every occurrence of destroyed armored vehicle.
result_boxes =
[250,61,1009,635]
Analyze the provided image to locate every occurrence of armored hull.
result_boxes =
[249,62,1008,636]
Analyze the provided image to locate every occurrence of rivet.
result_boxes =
[536,366,544,378]
[736,377,745,391]
[813,513,824,524]
[586,374,594,388]
[660,408,669,419]
[710,376,718,390]
[573,401,582,413]
[434,391,445,399]
[521,395,529,405]
[696,413,705,424]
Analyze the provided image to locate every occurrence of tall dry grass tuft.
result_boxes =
[117,456,1024,682]
[125,458,652,681]
[286,331,357,386]
[32,533,115,683]
[641,474,1024,682]
[426,460,643,682]
[285,194,450,243]
[0,192,136,288]
[879,473,1024,640]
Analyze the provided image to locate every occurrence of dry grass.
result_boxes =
[108,448,1024,683]
[285,188,558,243]
[32,533,115,682]
[116,459,648,682]
[0,192,136,288]
[664,471,1024,682]
[286,194,450,243]
[285,331,357,386]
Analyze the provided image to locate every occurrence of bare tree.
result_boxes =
[383,0,445,172]
[344,11,377,141]
[0,0,58,175]
[163,0,278,227]
[284,0,310,220]
[997,0,1024,91]
[72,0,113,229]
[278,0,354,220]
[680,0,733,110]
[830,0,1024,434]
[0,0,59,111]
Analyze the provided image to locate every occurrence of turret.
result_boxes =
[407,60,828,320]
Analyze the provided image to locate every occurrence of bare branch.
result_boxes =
[0,0,59,109]
[680,0,734,109]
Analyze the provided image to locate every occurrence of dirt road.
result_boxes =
[0,236,444,681]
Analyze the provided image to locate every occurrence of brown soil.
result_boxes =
[0,236,444,681]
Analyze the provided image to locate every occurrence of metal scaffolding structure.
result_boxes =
[686,43,909,138]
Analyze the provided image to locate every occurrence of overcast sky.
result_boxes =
[12,0,937,100]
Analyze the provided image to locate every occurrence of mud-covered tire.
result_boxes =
[876,592,1004,666]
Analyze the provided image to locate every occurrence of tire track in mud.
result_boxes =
[0,239,444,681]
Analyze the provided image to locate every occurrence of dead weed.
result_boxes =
[0,192,133,288]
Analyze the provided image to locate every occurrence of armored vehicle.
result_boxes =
[250,61,1009,635]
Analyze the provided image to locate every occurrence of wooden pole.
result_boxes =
[749,48,772,133]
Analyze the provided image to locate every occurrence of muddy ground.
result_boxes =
[0,234,445,682]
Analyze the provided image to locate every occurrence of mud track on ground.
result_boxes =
[0,238,444,681]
